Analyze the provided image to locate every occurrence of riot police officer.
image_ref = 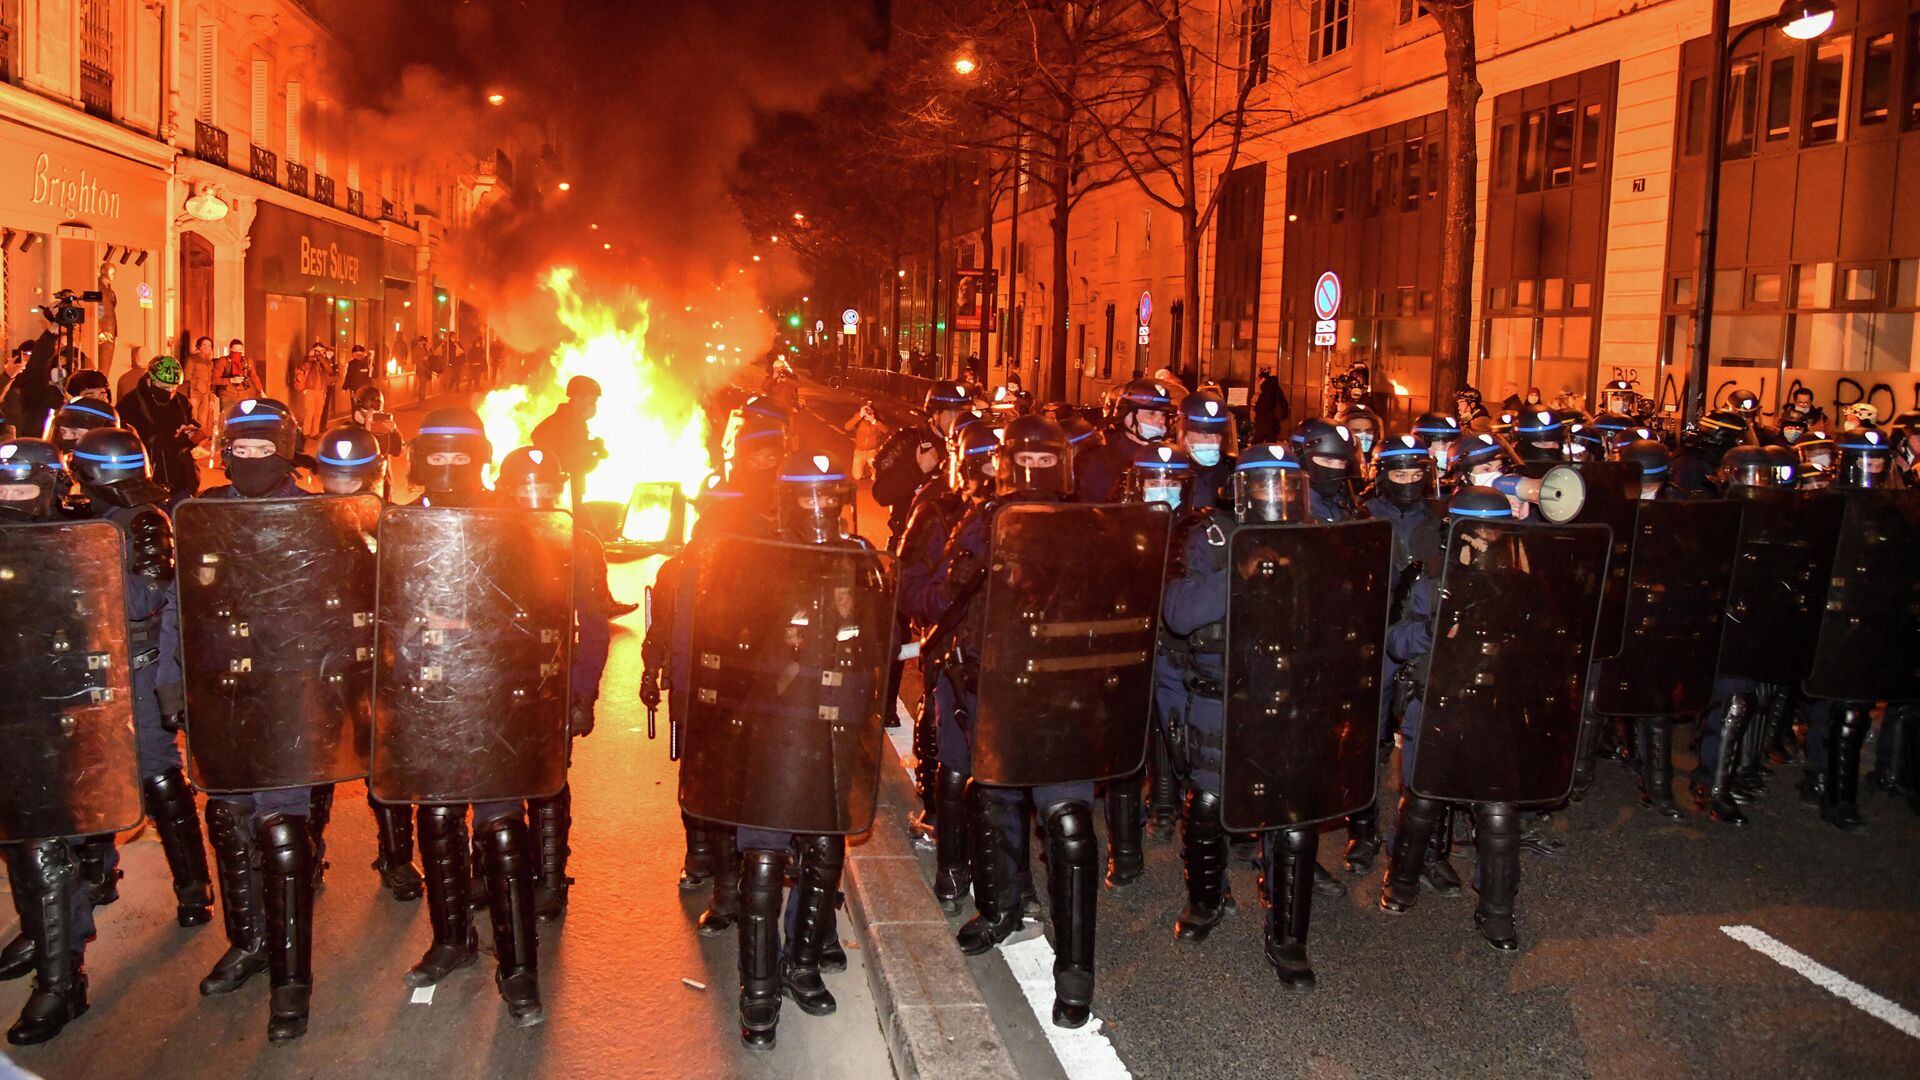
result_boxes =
[61,428,215,931]
[873,381,970,547]
[1290,418,1360,521]
[1513,409,1567,463]
[1178,388,1236,510]
[1340,405,1383,476]
[1078,376,1180,503]
[1672,410,1751,495]
[176,398,318,1041]
[1619,438,1676,501]
[44,397,119,454]
[1412,411,1463,477]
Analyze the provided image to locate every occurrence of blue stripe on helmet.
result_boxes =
[62,402,117,422]
[1638,464,1670,476]
[964,443,996,456]
[736,427,784,443]
[1235,458,1301,471]
[1140,460,1189,469]
[1448,505,1513,518]
[70,450,145,467]
[226,413,283,425]
[1067,429,1097,444]
[780,472,847,482]
[1376,445,1427,459]
[419,426,484,436]
[318,451,380,467]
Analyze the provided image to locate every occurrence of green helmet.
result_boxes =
[148,355,183,386]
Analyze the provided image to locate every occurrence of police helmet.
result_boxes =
[352,385,386,414]
[220,398,299,462]
[0,437,66,520]
[1115,377,1179,438]
[1232,442,1309,523]
[1836,428,1894,489]
[314,422,387,495]
[70,427,166,508]
[1291,418,1354,488]
[497,446,568,510]
[775,450,854,542]
[1761,444,1800,488]
[409,406,492,493]
[46,397,120,452]
[1447,485,1514,519]
[1718,445,1776,489]
[950,419,1002,494]
[1447,433,1512,484]
[1123,441,1191,510]
[1618,438,1672,484]
[1374,435,1434,506]
[994,415,1072,499]
[1341,406,1383,457]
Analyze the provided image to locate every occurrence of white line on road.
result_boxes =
[999,933,1132,1080]
[888,697,915,775]
[1720,925,1920,1040]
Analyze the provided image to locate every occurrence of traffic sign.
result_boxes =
[842,308,860,327]
[1138,291,1152,325]
[1312,271,1342,322]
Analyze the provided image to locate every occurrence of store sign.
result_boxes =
[300,235,362,285]
[0,119,167,239]
[30,153,123,219]
[250,204,384,298]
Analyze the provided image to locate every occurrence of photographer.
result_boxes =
[2,333,65,439]
[118,355,207,503]
[214,339,258,417]
[294,339,338,438]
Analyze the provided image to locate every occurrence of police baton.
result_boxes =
[642,585,658,742]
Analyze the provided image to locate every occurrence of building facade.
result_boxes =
[945,0,1920,427]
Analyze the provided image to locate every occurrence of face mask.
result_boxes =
[1355,432,1375,455]
[1189,444,1222,468]
[1136,418,1166,441]
[228,455,292,497]
[1144,484,1182,510]
[1784,429,1804,444]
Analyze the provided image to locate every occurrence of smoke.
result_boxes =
[313,0,887,368]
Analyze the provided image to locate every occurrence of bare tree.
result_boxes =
[1430,0,1481,399]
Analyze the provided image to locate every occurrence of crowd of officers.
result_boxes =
[0,392,610,1046]
[645,366,1916,1048]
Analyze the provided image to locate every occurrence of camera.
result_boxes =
[38,289,102,329]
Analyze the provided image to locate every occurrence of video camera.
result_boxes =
[38,289,102,328]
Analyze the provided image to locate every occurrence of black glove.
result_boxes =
[161,711,185,734]
[639,670,661,710]
[569,699,596,738]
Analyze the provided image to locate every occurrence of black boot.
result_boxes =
[1262,827,1316,992]
[1173,789,1229,942]
[368,794,424,901]
[305,786,333,891]
[199,800,267,995]
[1638,719,1684,818]
[1764,685,1800,765]
[257,815,313,1043]
[73,836,121,908]
[737,849,786,1049]
[406,806,477,987]
[1145,726,1180,842]
[0,934,29,983]
[1569,709,1601,801]
[956,784,1022,954]
[1472,802,1521,951]
[1422,806,1464,896]
[1018,800,1042,919]
[1380,792,1441,913]
[1342,802,1381,874]
[5,842,88,1045]
[931,767,972,915]
[1043,801,1098,1029]
[1103,772,1144,887]
[478,812,544,1027]
[782,836,844,1017]
[1820,705,1870,832]
[1693,694,1753,826]
[698,829,740,935]
[530,785,573,922]
[909,695,941,842]
[680,813,715,890]
[141,767,213,927]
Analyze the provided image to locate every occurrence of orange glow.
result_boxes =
[557,181,573,192]
[478,269,712,537]
[486,92,506,106]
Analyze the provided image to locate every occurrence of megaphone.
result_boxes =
[1490,464,1587,523]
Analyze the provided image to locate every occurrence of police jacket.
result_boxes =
[1075,431,1146,504]
[1160,508,1233,685]
[895,481,964,630]
[95,495,188,717]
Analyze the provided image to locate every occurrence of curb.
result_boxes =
[845,738,1019,1079]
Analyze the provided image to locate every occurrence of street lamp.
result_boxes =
[1685,0,1834,426]
[556,181,572,192]
[952,54,978,77]
[486,92,506,106]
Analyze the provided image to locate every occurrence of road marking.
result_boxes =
[888,697,915,775]
[410,986,435,1005]
[999,933,1132,1079]
[1720,925,1920,1040]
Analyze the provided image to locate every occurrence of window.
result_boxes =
[1579,103,1605,174]
[1494,122,1516,189]
[1860,31,1893,126]
[1803,35,1850,146]
[286,81,302,163]
[1672,276,1695,307]
[1102,303,1116,379]
[1571,282,1593,308]
[1426,140,1441,199]
[1309,0,1350,62]
[78,0,111,119]
[1842,266,1879,303]
[1546,102,1576,186]
[1366,148,1386,212]
[1242,1,1273,86]
[250,59,271,146]
[1895,259,1920,308]
[1796,263,1834,308]
[1749,272,1783,305]
[1765,56,1796,141]
[1684,76,1708,156]
[195,21,219,125]
[1402,137,1423,210]
[1726,58,1759,157]
[1519,112,1544,192]
[1397,0,1428,25]
[1542,278,1566,311]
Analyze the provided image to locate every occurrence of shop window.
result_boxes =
[1860,31,1894,127]
[1749,272,1783,305]
[1542,277,1566,312]
[1792,311,1920,372]
[1493,122,1516,190]
[1765,56,1796,142]
[1547,102,1576,186]
[1579,103,1605,174]
[1893,259,1920,308]
[1310,0,1350,63]
[1802,35,1850,146]
[1795,262,1834,308]
[1726,58,1759,157]
[1519,112,1544,192]
[1842,266,1879,303]
[1402,137,1423,210]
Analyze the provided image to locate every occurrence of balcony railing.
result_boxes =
[249,144,277,185]
[347,188,364,217]
[194,120,229,169]
[79,61,113,120]
[314,174,335,207]
[284,162,309,198]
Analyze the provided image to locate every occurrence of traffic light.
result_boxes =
[787,313,802,328]
[936,320,947,332]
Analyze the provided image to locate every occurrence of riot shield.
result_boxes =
[971,502,1171,788]
[1524,460,1640,659]
[1220,520,1392,832]
[1716,489,1847,683]
[677,536,893,834]
[1803,490,1920,703]
[175,495,380,793]
[1409,519,1610,805]
[0,522,142,842]
[371,506,574,804]
[1591,500,1744,716]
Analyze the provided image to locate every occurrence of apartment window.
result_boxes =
[1519,112,1544,192]
[1141,208,1152,252]
[1726,58,1759,157]
[1803,35,1850,146]
[1309,0,1350,63]
[1397,1,1428,25]
[1860,31,1893,126]
[1330,160,1349,222]
[1796,263,1835,308]
[1749,271,1784,305]
[195,22,218,125]
[1401,137,1423,210]
[285,81,302,162]
[1765,56,1796,141]
[250,59,271,147]
[1579,103,1605,174]
[1426,140,1440,199]
[79,0,112,119]
[1102,303,1117,379]
[1493,123,1516,190]
[1684,77,1708,156]
[1,0,16,83]
[1241,1,1272,86]
[1546,102,1576,186]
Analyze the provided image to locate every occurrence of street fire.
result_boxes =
[478,267,713,539]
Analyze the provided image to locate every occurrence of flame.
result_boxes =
[478,267,712,540]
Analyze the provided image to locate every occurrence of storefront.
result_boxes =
[0,114,169,379]
[245,203,385,404]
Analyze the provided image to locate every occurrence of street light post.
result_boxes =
[1686,0,1835,427]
